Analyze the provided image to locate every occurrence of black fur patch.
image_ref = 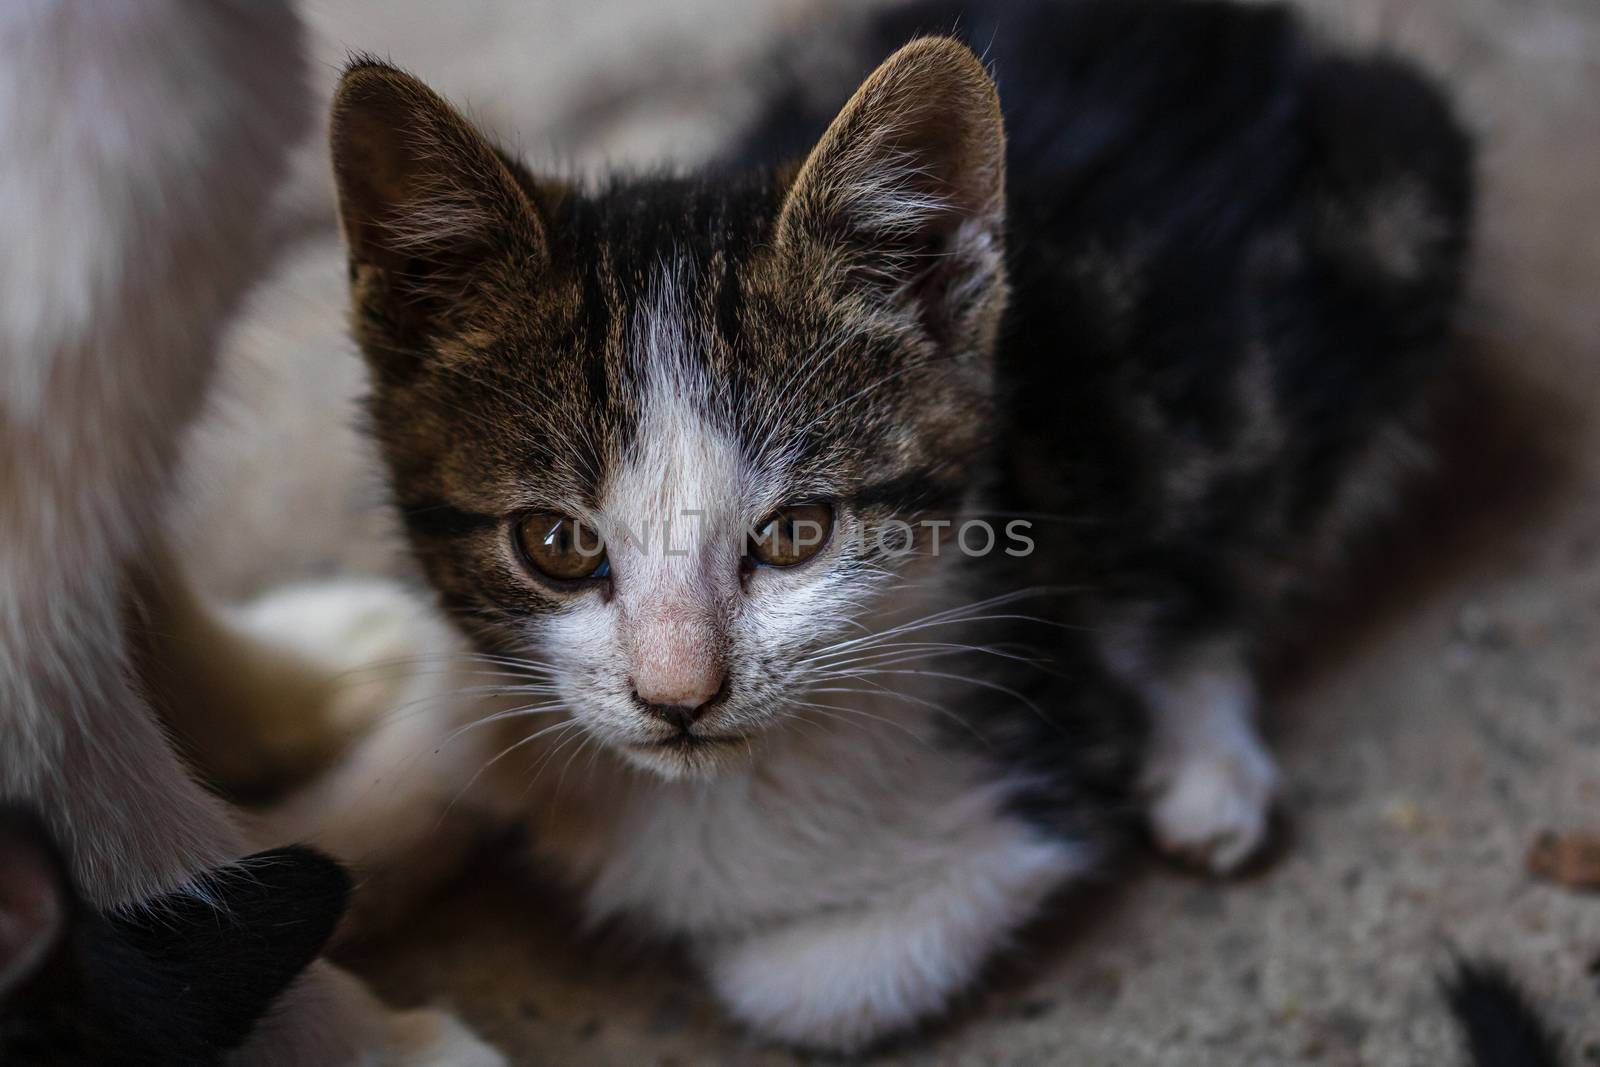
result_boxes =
[730,0,1472,833]
[1442,959,1566,1067]
[0,805,349,1067]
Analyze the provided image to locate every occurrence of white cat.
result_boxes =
[0,4,501,1063]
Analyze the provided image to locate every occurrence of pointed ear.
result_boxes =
[109,846,351,1053]
[330,59,547,335]
[777,37,1007,341]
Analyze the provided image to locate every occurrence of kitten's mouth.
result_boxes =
[614,726,757,781]
[635,731,749,751]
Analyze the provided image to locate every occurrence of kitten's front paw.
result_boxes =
[701,829,1074,1052]
[237,580,486,942]
[1146,732,1280,874]
[387,1005,507,1067]
[705,922,936,1053]
[229,578,466,743]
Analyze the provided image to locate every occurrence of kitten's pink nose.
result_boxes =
[631,670,726,730]
[623,598,727,729]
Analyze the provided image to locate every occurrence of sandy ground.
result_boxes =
[174,0,1600,1063]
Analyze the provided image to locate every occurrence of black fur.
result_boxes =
[729,0,1472,833]
[0,806,349,1067]
[1442,959,1567,1067]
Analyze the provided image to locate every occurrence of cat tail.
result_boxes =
[1441,958,1566,1067]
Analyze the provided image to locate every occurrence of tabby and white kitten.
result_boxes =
[292,0,1471,1051]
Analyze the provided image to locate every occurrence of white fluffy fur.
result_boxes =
[0,3,500,1062]
[1113,636,1281,873]
[264,590,1091,1053]
[0,0,296,917]
[553,274,750,766]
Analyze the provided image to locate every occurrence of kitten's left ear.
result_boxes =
[777,36,1007,343]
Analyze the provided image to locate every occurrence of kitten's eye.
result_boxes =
[513,512,609,584]
[747,503,835,568]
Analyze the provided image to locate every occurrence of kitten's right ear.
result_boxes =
[330,59,547,329]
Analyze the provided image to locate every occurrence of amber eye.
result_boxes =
[747,503,835,568]
[513,512,609,583]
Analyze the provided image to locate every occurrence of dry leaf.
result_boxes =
[1527,830,1600,890]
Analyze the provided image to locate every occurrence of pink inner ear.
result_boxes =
[0,828,67,997]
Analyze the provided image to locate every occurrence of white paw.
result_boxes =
[699,831,1075,1054]
[705,922,929,1053]
[387,1006,507,1067]
[1146,733,1280,874]
[231,578,467,737]
[236,580,488,935]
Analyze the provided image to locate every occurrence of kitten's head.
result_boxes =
[331,39,1007,779]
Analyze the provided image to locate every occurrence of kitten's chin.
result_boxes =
[615,736,752,781]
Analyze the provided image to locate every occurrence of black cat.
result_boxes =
[0,806,348,1066]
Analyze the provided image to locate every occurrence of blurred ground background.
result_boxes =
[172,0,1600,1063]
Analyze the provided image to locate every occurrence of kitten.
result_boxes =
[0,3,500,1062]
[0,805,348,1067]
[296,0,1472,1051]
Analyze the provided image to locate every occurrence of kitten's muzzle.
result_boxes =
[631,675,729,733]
